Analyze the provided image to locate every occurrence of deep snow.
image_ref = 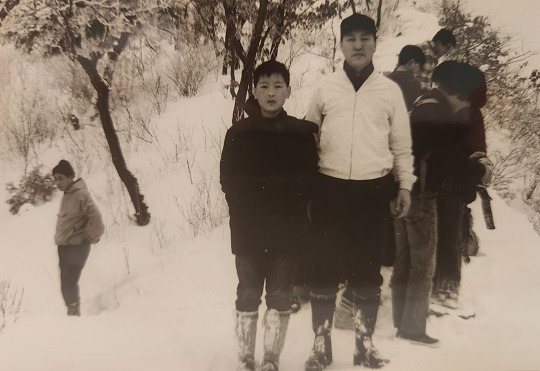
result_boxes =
[1,1,539,370]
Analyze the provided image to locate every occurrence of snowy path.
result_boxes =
[1,192,539,371]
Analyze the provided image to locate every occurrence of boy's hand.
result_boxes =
[391,189,411,219]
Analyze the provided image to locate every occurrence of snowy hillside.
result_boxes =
[1,1,539,370]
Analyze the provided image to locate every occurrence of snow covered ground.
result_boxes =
[1,184,539,371]
[1,1,539,370]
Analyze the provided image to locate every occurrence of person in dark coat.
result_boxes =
[431,64,490,305]
[391,61,488,346]
[220,60,318,371]
[386,45,426,111]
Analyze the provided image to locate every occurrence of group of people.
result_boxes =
[220,13,491,371]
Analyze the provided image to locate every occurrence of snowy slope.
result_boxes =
[1,1,539,370]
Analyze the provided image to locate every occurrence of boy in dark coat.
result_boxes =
[220,60,318,371]
[391,62,488,346]
[386,45,426,111]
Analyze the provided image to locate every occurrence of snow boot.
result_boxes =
[67,301,80,316]
[261,309,290,371]
[353,293,389,368]
[305,293,335,370]
[333,288,354,330]
[235,310,258,371]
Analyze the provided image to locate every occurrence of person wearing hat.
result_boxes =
[303,13,415,370]
[52,160,104,316]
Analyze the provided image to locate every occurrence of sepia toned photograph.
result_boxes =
[0,0,539,370]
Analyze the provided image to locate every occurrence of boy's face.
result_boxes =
[53,173,75,192]
[434,41,452,58]
[407,60,422,75]
[253,73,291,118]
[341,30,376,72]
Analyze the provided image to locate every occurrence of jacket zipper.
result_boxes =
[349,93,358,179]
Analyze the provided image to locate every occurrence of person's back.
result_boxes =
[386,45,425,111]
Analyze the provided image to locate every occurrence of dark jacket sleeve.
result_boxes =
[220,129,237,196]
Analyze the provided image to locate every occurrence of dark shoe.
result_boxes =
[67,302,80,316]
[396,330,439,347]
[305,334,332,370]
[353,335,389,368]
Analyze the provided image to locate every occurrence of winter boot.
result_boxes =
[333,288,354,330]
[305,293,335,371]
[235,310,258,371]
[261,309,290,371]
[67,301,80,316]
[353,293,389,368]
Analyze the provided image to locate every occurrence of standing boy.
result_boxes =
[53,159,104,316]
[220,60,318,371]
[391,62,488,345]
[304,13,415,370]
[386,45,426,111]
[416,29,456,93]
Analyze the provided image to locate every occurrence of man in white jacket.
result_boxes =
[304,13,415,370]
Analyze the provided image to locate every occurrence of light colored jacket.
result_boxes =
[55,178,104,245]
[305,68,416,190]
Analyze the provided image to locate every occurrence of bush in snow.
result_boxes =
[6,166,55,215]
[0,279,24,333]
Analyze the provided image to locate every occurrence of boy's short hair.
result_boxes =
[253,60,290,87]
[432,28,457,48]
[340,13,377,41]
[466,65,487,108]
[52,159,75,178]
[432,61,486,105]
[398,45,426,67]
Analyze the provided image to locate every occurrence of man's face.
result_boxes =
[253,73,291,118]
[434,41,452,58]
[341,30,376,72]
[54,173,75,192]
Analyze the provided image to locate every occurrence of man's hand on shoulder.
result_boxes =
[390,188,411,219]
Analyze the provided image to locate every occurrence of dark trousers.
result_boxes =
[58,242,91,306]
[235,253,296,312]
[433,192,464,297]
[391,196,437,334]
[309,174,394,299]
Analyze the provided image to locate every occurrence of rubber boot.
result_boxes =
[261,309,290,371]
[235,310,258,371]
[67,301,80,316]
[353,293,389,368]
[305,293,335,370]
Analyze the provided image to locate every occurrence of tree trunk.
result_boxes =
[269,0,287,60]
[232,0,269,124]
[376,0,383,29]
[77,55,151,226]
[0,0,20,24]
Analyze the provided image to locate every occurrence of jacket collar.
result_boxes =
[343,61,375,91]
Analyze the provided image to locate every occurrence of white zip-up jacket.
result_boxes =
[305,68,416,190]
